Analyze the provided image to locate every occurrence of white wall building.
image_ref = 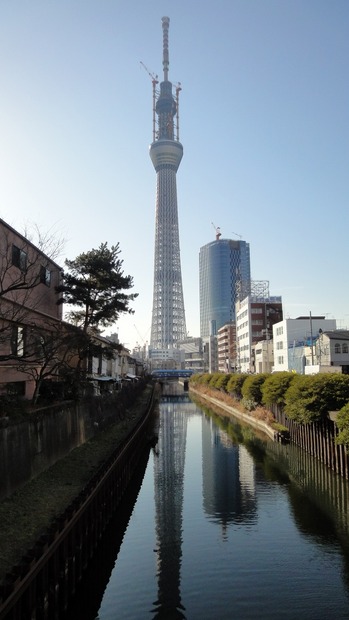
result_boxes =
[304,329,349,374]
[253,340,274,374]
[236,288,283,373]
[176,337,204,372]
[272,316,337,373]
[148,347,185,370]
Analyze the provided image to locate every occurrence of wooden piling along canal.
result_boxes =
[0,386,156,620]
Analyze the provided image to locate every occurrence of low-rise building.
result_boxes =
[252,340,274,374]
[176,337,204,373]
[217,322,237,373]
[148,347,185,370]
[0,218,63,399]
[272,316,337,373]
[304,329,349,375]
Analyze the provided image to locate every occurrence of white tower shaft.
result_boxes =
[149,17,186,351]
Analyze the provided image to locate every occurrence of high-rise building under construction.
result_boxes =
[199,233,251,340]
[148,17,187,352]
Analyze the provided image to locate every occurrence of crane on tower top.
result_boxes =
[211,222,222,241]
[140,61,158,85]
[140,61,159,142]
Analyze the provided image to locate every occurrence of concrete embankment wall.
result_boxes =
[189,387,276,441]
[0,384,145,500]
[0,386,156,620]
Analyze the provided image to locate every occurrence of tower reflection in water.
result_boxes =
[152,383,193,618]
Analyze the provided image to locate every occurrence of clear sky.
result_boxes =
[0,0,348,350]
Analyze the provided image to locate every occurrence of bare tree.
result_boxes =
[21,220,66,262]
[0,219,65,392]
[14,321,79,405]
[0,218,65,300]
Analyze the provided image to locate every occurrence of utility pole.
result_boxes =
[310,311,314,365]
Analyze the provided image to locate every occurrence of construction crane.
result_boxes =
[140,60,158,84]
[140,61,159,142]
[211,222,222,241]
[134,324,150,346]
[231,231,242,239]
[175,82,182,142]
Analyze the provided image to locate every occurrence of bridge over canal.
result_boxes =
[151,369,194,380]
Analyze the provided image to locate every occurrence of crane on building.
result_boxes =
[211,222,222,241]
[134,324,150,346]
[231,231,242,239]
[140,61,159,142]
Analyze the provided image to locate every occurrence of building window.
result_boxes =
[276,341,283,350]
[11,326,25,357]
[12,245,27,272]
[276,326,283,336]
[334,343,340,354]
[342,343,348,354]
[5,381,26,396]
[40,266,51,286]
[277,356,284,364]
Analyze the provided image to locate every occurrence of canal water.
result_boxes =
[67,386,349,619]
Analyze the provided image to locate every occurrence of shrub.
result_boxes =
[284,373,349,424]
[208,373,223,389]
[271,422,289,433]
[241,374,269,408]
[226,374,248,400]
[261,372,295,408]
[190,373,211,387]
[335,403,349,451]
[213,373,231,391]
[241,397,257,411]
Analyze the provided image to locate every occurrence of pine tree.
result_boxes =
[56,242,138,332]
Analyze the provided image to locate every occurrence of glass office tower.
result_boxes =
[199,238,251,340]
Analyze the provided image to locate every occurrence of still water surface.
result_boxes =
[74,390,349,619]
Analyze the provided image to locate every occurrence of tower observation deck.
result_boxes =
[149,16,187,352]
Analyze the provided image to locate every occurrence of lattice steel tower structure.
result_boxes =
[149,17,187,350]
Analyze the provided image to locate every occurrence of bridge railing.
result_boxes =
[151,369,194,379]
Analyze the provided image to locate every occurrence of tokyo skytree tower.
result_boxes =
[149,17,187,351]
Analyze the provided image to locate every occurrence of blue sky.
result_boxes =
[0,1,348,349]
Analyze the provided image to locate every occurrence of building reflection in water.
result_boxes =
[201,415,257,535]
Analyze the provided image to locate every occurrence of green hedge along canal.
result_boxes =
[66,387,349,619]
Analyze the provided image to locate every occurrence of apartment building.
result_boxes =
[236,283,283,373]
[0,219,63,399]
[217,322,237,373]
